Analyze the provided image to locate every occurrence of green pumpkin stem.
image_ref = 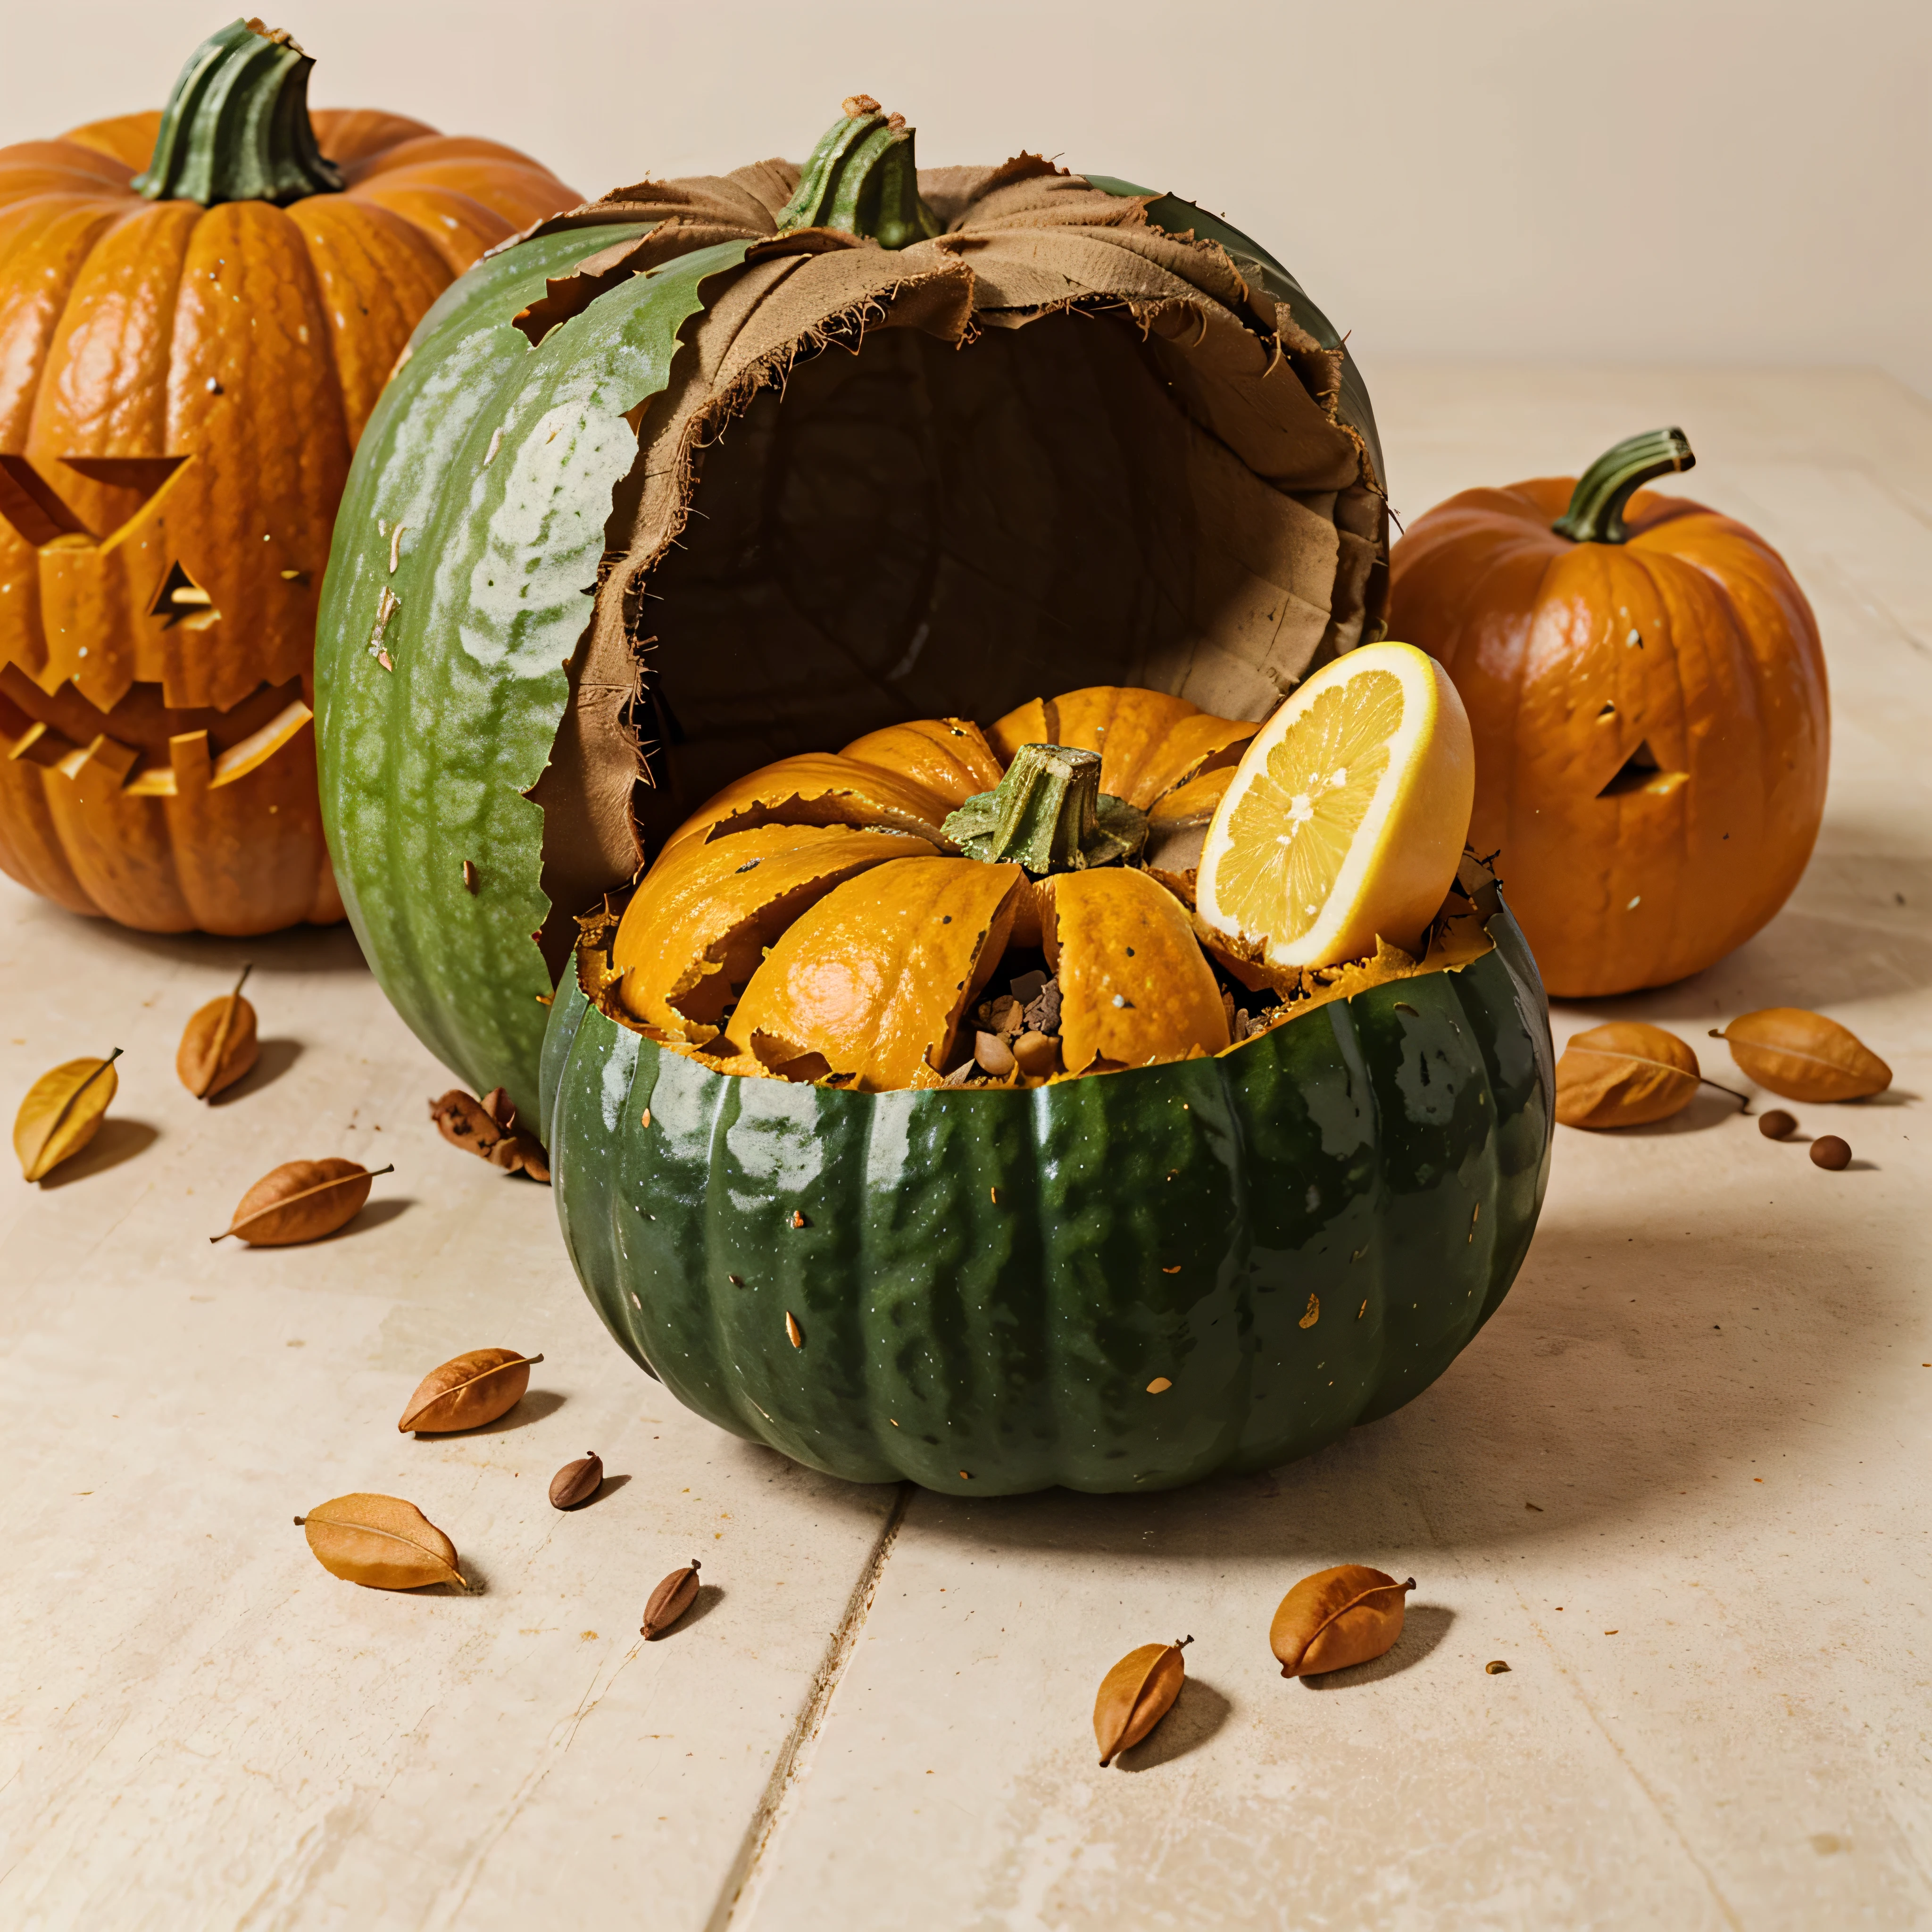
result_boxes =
[943,743,1147,876]
[775,95,941,250]
[133,17,344,208]
[1552,428,1696,545]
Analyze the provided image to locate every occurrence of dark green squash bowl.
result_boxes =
[538,869,1552,1496]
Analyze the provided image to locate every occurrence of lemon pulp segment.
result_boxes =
[1211,671,1403,945]
[1195,641,1474,969]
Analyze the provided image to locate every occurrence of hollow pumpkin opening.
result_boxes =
[536,300,1385,972]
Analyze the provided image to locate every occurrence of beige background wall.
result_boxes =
[4,0,1928,421]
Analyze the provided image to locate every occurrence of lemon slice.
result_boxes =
[1196,641,1474,967]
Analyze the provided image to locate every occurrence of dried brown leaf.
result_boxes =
[1093,1636,1191,1765]
[177,964,258,1100]
[642,1559,702,1638]
[296,1491,464,1591]
[549,1452,604,1510]
[1553,1022,1746,1129]
[399,1347,543,1433]
[14,1048,121,1181]
[1271,1566,1414,1676]
[1711,1008,1891,1102]
[212,1158,391,1245]
[428,1086,550,1182]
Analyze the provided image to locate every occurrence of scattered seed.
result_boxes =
[975,1030,1016,1077]
[791,1209,808,1228]
[549,1452,603,1510]
[462,860,478,893]
[785,1311,803,1348]
[1485,1659,1510,1674]
[1299,1294,1320,1329]
[1146,1377,1172,1394]
[214,1159,391,1245]
[641,1559,701,1638]
[1272,1568,1413,1676]
[641,1108,651,1128]
[1093,1636,1191,1765]
[1758,1109,1798,1139]
[1011,1030,1060,1076]
[1162,1265,1180,1275]
[400,1348,542,1432]
[1810,1134,1852,1171]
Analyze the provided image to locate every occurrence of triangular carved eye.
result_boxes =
[61,455,187,500]
[0,456,91,546]
[1599,739,1687,799]
[151,560,219,628]
[0,453,188,548]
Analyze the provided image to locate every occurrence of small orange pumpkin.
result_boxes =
[0,19,574,934]
[1387,429,1828,997]
[607,687,1256,1089]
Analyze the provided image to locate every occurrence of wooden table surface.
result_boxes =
[4,366,1928,1931]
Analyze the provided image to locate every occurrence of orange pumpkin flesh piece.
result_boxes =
[841,717,1005,810]
[0,100,575,935]
[722,858,1024,1090]
[612,824,937,1042]
[1388,475,1828,997]
[988,687,1256,810]
[1044,868,1230,1074]
[656,754,956,866]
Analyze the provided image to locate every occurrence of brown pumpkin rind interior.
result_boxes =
[580,685,1502,1093]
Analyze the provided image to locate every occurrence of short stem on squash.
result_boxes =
[775,95,941,249]
[1551,428,1695,545]
[133,18,343,207]
[941,743,1148,875]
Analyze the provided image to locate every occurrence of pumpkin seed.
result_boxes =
[549,1452,604,1510]
[177,965,258,1099]
[296,1492,464,1591]
[212,1158,391,1245]
[1810,1134,1852,1171]
[14,1048,121,1181]
[975,1031,1016,1077]
[1011,1030,1060,1076]
[1270,1565,1415,1676]
[399,1348,542,1432]
[1093,1636,1191,1765]
[641,1559,701,1638]
[1711,1009,1890,1101]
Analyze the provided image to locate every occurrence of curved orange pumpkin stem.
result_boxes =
[1552,428,1695,545]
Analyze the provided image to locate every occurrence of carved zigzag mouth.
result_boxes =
[0,665,312,798]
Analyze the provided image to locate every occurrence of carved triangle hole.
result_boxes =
[61,454,188,500]
[1599,739,1687,799]
[0,456,92,547]
[150,560,220,629]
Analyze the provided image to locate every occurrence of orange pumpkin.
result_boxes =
[0,19,574,933]
[606,686,1258,1089]
[1387,429,1828,997]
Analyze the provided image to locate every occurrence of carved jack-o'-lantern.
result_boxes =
[0,19,575,932]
